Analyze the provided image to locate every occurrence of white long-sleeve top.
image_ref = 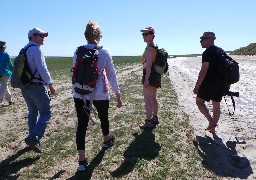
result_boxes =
[24,41,52,85]
[72,44,120,100]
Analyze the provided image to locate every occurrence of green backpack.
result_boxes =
[11,45,37,89]
[152,45,169,75]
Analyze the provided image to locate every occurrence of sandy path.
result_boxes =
[168,56,256,179]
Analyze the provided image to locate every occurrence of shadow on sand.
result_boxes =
[111,130,161,178]
[193,134,253,179]
[67,148,107,180]
[0,147,40,179]
[68,130,160,179]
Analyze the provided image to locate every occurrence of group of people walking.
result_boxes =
[0,20,228,172]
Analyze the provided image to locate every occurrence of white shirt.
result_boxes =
[24,41,52,85]
[72,44,120,100]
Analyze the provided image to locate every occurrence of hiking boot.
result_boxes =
[77,159,88,172]
[140,119,156,130]
[102,134,115,148]
[25,137,41,153]
[151,116,159,125]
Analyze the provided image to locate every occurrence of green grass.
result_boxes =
[0,56,216,179]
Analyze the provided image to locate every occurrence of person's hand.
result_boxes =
[144,81,149,88]
[193,85,199,94]
[49,84,56,95]
[115,93,122,108]
[116,99,122,108]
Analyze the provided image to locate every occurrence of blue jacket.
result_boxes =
[0,50,13,77]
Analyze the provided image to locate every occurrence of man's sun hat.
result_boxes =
[200,32,216,40]
[0,41,7,47]
[140,27,155,34]
[28,28,48,39]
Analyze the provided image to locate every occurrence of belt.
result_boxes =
[31,82,43,85]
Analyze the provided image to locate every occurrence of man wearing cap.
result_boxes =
[22,28,55,153]
[0,41,14,106]
[193,32,226,134]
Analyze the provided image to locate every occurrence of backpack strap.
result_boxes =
[149,44,157,49]
[21,44,43,81]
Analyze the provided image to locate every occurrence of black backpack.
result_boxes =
[11,44,37,89]
[215,47,240,86]
[72,46,101,95]
[152,45,169,75]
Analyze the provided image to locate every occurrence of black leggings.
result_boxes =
[74,98,110,150]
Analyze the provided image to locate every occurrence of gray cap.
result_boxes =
[28,27,48,39]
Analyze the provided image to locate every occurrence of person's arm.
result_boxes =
[34,48,55,95]
[144,46,154,87]
[48,83,55,95]
[115,93,122,108]
[104,49,122,108]
[193,62,209,94]
[6,53,13,71]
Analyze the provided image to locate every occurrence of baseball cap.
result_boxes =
[0,41,7,47]
[200,32,216,40]
[28,28,48,39]
[140,27,155,34]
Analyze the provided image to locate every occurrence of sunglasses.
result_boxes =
[142,32,153,37]
[34,34,45,38]
[200,38,209,42]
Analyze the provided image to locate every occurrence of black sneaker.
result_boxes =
[8,101,15,106]
[151,116,159,125]
[77,159,88,172]
[102,134,115,148]
[25,137,42,153]
[140,119,156,130]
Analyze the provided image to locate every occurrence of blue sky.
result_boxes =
[1,0,255,56]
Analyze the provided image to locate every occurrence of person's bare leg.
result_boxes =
[151,87,158,117]
[143,86,153,120]
[209,100,221,133]
[196,97,215,129]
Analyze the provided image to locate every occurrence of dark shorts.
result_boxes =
[197,82,226,102]
[142,69,161,88]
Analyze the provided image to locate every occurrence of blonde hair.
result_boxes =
[84,21,102,44]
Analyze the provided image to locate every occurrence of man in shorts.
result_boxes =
[193,32,226,134]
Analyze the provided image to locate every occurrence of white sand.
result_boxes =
[168,55,256,179]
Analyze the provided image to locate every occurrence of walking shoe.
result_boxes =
[140,119,156,130]
[8,101,15,106]
[151,116,159,125]
[25,137,42,153]
[77,159,88,172]
[102,134,115,148]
